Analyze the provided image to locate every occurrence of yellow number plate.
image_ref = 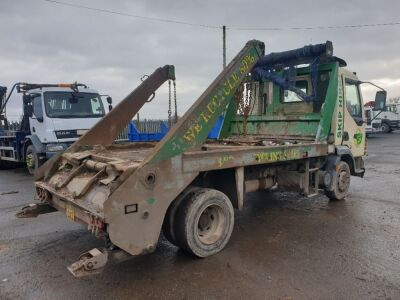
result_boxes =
[66,204,75,221]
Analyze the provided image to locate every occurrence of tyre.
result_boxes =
[174,188,234,258]
[381,122,391,133]
[162,186,200,246]
[326,161,351,201]
[25,145,42,175]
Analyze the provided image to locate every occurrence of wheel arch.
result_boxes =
[190,168,241,210]
[23,134,45,159]
[335,146,356,175]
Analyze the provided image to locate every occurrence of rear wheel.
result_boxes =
[326,161,351,201]
[162,186,200,246]
[174,188,234,258]
[26,145,42,175]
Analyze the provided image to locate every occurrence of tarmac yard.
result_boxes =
[0,133,399,300]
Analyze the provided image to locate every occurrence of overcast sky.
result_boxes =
[1,0,400,121]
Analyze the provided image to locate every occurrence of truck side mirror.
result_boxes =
[374,90,386,111]
[24,104,33,117]
[106,97,113,111]
[23,94,32,104]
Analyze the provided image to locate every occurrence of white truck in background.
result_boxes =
[377,103,400,133]
[0,83,112,174]
[364,106,382,136]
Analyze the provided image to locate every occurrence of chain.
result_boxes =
[233,84,244,135]
[243,83,251,135]
[233,82,254,136]
[173,80,178,124]
[168,80,172,128]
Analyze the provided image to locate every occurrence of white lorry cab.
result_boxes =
[364,106,382,135]
[377,103,400,133]
[0,83,112,174]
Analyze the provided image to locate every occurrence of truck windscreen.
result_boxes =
[44,92,105,118]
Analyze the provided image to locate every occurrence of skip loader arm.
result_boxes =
[34,65,176,180]
[147,40,265,164]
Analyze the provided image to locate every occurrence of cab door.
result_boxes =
[29,94,47,142]
[342,77,365,157]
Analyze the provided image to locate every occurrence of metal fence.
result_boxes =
[132,119,168,133]
[2,119,168,142]
[116,125,129,142]
[116,119,168,142]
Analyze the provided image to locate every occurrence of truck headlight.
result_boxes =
[46,144,65,152]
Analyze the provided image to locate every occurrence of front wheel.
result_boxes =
[25,145,42,175]
[381,122,391,133]
[326,161,351,201]
[174,188,234,258]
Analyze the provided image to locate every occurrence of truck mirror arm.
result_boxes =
[359,81,386,92]
[359,81,387,112]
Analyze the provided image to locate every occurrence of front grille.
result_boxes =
[55,130,79,139]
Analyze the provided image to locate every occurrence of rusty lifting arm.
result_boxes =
[73,65,175,147]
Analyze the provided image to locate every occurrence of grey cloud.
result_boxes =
[1,0,400,121]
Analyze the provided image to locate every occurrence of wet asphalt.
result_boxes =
[0,133,399,300]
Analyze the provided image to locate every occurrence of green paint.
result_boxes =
[219,97,236,138]
[316,63,339,142]
[354,129,363,146]
[225,62,339,140]
[254,148,301,163]
[230,119,319,137]
[147,197,157,205]
[336,76,344,139]
[253,145,312,163]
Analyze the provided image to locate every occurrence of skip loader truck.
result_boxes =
[17,40,386,277]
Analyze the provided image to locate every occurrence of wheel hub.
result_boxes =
[197,205,225,245]
[26,153,34,168]
[338,170,350,192]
